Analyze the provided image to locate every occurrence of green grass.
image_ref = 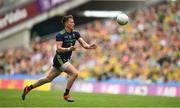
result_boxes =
[0,89,180,107]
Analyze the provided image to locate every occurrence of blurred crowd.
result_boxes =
[0,1,179,83]
[0,0,31,8]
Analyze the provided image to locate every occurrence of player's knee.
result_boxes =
[73,72,78,78]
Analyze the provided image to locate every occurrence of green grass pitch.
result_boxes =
[0,89,180,107]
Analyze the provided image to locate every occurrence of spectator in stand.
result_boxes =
[0,0,179,84]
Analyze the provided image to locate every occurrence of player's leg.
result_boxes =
[21,67,61,100]
[63,62,78,102]
[31,68,61,89]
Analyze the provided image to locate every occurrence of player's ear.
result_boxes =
[64,21,67,27]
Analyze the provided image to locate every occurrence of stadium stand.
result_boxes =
[0,0,34,15]
[0,0,179,85]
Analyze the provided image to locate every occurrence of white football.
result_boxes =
[116,13,129,25]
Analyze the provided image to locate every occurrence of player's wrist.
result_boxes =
[87,45,90,49]
[67,47,71,51]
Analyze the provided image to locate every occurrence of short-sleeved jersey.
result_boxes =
[55,29,81,61]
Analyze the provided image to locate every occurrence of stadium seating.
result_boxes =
[0,0,179,84]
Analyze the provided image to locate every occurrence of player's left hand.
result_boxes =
[88,43,97,49]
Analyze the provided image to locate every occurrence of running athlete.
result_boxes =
[21,15,96,102]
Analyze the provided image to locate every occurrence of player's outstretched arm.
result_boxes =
[78,37,97,49]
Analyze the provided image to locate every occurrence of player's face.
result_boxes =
[66,18,75,30]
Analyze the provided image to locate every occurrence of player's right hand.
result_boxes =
[70,46,77,51]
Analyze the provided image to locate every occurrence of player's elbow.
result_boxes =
[57,47,65,52]
[57,49,62,53]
